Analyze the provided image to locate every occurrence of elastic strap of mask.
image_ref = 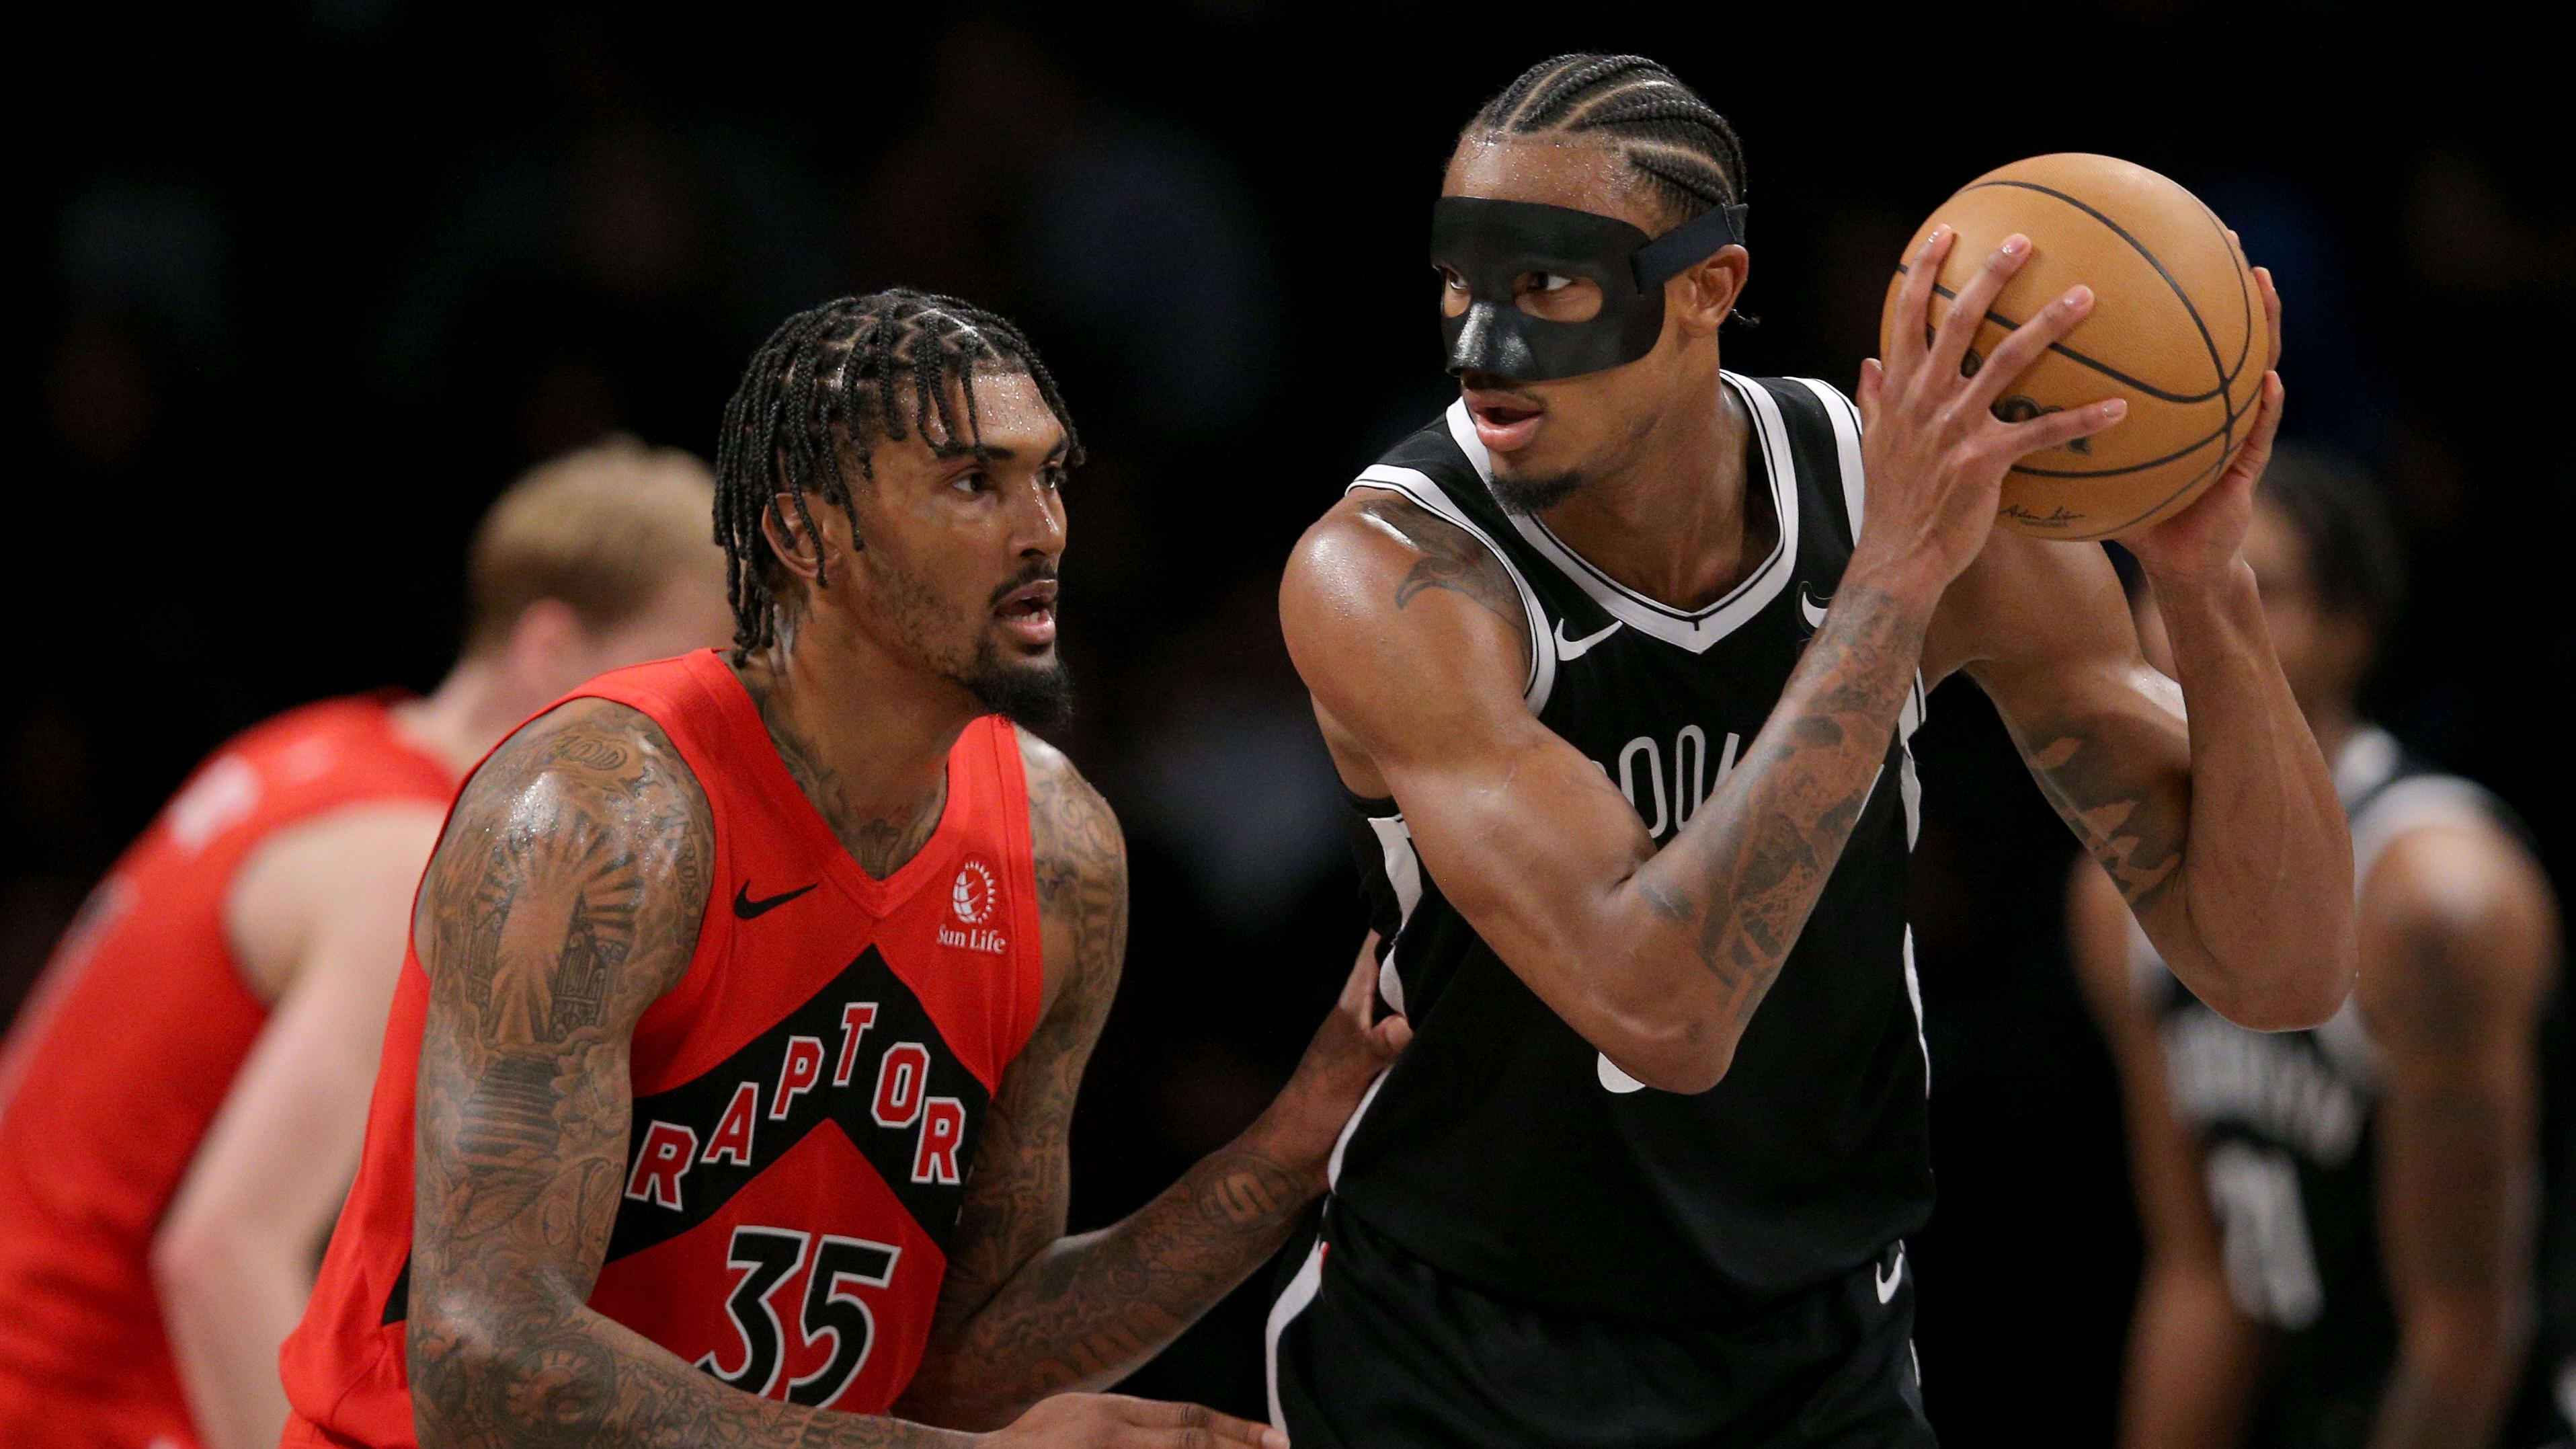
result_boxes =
[1633,202,1749,288]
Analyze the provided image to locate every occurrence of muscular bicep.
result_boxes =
[1940,533,2193,915]
[1283,496,1659,988]
[407,699,711,1332]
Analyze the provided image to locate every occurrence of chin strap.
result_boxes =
[1633,202,1749,289]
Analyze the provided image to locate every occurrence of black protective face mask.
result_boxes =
[1431,195,1748,382]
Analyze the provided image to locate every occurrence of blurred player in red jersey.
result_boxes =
[280,289,1406,1449]
[0,437,735,1449]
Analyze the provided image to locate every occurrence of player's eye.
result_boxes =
[951,469,992,496]
[1039,466,1069,492]
[1437,267,1468,292]
[1530,272,1574,293]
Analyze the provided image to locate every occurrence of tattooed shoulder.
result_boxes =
[419,696,715,1019]
[1345,491,1530,648]
[1015,728,1125,1020]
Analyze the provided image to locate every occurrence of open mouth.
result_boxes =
[995,580,1058,648]
[1464,390,1546,453]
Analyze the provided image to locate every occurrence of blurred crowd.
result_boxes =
[14,0,2574,1437]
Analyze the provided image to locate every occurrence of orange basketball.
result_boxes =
[1879,153,2269,541]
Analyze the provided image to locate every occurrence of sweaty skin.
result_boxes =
[1281,133,2351,1096]
[402,367,1400,1449]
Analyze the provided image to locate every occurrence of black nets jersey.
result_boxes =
[1332,375,1932,1323]
[2140,727,2573,1449]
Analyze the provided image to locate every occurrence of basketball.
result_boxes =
[1879,153,2270,541]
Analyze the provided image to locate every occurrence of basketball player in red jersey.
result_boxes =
[0,437,734,1449]
[282,288,1406,1449]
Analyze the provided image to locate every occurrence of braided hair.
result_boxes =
[713,288,1080,660]
[1466,54,1748,229]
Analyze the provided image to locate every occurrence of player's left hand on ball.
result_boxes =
[1254,935,1412,1189]
[2125,264,2284,585]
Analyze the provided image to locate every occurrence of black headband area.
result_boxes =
[1431,195,1749,381]
[1632,200,1750,288]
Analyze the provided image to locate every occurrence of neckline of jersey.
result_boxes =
[1444,372,1800,648]
[689,649,960,916]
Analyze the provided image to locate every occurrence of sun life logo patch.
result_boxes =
[940,860,1006,954]
[950,861,995,924]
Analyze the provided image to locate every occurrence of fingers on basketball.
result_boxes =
[1886,228,1955,375]
[1929,235,2031,383]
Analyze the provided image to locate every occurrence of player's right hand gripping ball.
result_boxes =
[1880,153,2270,541]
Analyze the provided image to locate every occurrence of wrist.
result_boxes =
[2140,555,2259,635]
[1836,553,1947,624]
[1232,1111,1334,1200]
[2138,551,2255,602]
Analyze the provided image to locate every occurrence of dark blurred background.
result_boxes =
[11,1,2573,1440]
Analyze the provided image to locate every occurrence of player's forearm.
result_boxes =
[2149,557,2354,1025]
[411,1285,979,1449]
[2369,1310,2528,1449]
[901,1136,1313,1430]
[151,1223,304,1449]
[2118,1258,2259,1449]
[1613,581,1931,1091]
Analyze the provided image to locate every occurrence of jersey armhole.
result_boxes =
[1344,470,1559,714]
[990,717,1049,1070]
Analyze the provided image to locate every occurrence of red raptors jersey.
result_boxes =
[282,650,1046,1447]
[0,695,456,1449]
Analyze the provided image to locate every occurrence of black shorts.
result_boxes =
[1266,1204,1935,1449]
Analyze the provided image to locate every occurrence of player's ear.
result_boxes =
[762,492,829,584]
[1674,244,1749,336]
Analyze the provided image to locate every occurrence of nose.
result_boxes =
[1009,473,1067,559]
[1445,301,1538,379]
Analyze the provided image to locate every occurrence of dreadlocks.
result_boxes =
[713,288,1080,660]
[1467,54,1748,230]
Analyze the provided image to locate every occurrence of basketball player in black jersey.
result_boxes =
[2070,450,2567,1449]
[1270,54,2358,1447]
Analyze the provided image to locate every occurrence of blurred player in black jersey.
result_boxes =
[1271,51,2358,1449]
[2071,448,2569,1449]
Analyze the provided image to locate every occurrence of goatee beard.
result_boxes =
[965,643,1074,730]
[1488,467,1584,515]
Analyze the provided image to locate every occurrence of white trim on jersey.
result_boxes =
[1326,1070,1387,1191]
[1796,376,1871,549]
[1796,374,1929,846]
[1264,1235,1328,1433]
[1346,465,1562,714]
[1441,375,1800,655]
[1363,815,1422,1017]
[1902,926,1931,1095]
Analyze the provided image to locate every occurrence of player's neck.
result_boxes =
[730,621,977,872]
[1533,367,1767,612]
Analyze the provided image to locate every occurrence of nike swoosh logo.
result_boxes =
[1554,618,1622,661]
[1800,586,1829,631]
[1876,1245,1906,1304]
[733,882,818,920]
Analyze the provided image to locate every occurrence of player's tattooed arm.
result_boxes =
[897,734,1396,1432]
[1931,523,2353,1031]
[1356,494,1531,659]
[1284,489,1934,1095]
[404,699,976,1449]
